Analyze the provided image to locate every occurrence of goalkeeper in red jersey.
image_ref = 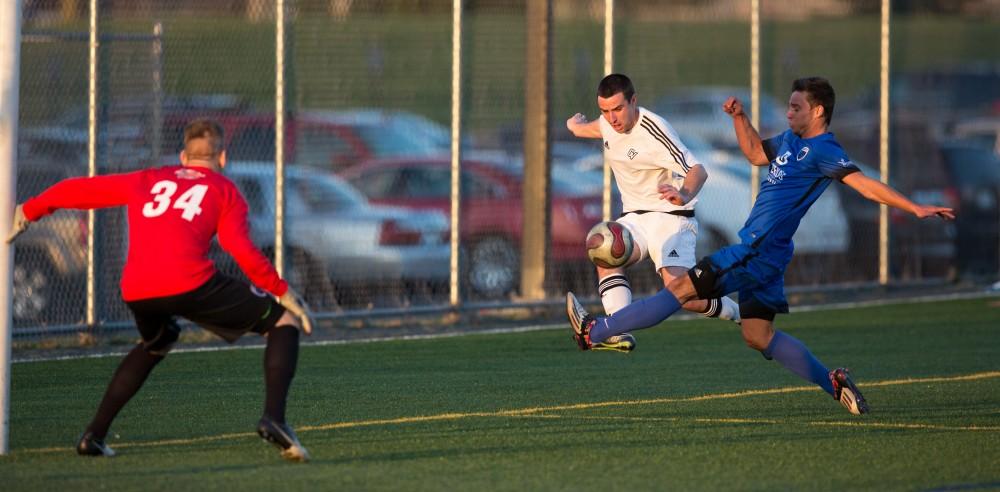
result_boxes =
[7,118,313,462]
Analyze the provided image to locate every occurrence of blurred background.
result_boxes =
[11,0,1000,346]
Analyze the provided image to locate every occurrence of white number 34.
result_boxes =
[142,180,208,221]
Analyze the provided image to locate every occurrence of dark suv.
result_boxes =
[11,164,88,325]
[835,118,959,281]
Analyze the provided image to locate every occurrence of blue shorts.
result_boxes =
[689,243,790,316]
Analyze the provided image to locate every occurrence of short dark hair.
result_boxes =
[598,73,635,101]
[183,118,225,158]
[792,77,835,126]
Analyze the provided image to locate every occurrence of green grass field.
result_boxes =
[4,297,1000,490]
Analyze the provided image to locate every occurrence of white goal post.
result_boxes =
[0,0,23,456]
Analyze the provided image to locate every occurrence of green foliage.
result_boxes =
[5,298,1000,490]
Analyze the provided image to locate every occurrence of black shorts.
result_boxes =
[126,272,286,346]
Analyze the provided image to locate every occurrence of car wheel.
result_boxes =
[467,236,519,299]
[12,256,55,323]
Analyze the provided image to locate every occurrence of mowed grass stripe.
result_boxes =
[17,370,999,455]
[518,414,1000,432]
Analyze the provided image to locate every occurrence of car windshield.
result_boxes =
[939,144,1000,184]
[354,121,442,157]
[290,172,369,213]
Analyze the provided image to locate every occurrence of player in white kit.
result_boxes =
[566,73,740,351]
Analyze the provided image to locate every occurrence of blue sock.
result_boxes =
[590,289,682,343]
[762,331,834,395]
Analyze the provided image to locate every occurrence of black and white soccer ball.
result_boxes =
[586,221,634,268]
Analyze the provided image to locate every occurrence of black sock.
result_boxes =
[263,325,299,423]
[86,344,164,439]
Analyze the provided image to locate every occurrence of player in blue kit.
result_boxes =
[566,77,955,414]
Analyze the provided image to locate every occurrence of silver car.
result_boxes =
[223,163,451,310]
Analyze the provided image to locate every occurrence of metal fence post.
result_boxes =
[750,0,761,202]
[86,0,99,328]
[450,0,463,307]
[602,0,614,222]
[522,0,552,301]
[275,0,287,278]
[879,0,891,285]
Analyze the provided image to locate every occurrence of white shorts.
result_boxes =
[617,212,698,272]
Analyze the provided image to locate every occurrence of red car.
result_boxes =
[339,156,608,299]
[160,109,443,169]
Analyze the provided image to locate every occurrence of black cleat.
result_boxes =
[830,368,870,415]
[257,416,310,462]
[76,431,115,457]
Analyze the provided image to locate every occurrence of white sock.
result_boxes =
[598,273,631,315]
[718,296,741,322]
[700,296,741,323]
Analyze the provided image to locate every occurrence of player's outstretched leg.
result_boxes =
[77,343,165,457]
[830,368,870,415]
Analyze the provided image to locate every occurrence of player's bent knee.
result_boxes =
[686,257,722,299]
[740,316,775,351]
[741,333,770,352]
[143,320,180,357]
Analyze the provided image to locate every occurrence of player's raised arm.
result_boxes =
[723,97,769,166]
[566,113,602,139]
[658,164,708,206]
[842,171,955,220]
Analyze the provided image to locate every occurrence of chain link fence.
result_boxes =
[12,0,1000,347]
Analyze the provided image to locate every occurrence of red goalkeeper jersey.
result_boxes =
[22,165,288,301]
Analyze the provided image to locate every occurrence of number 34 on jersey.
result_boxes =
[142,180,208,221]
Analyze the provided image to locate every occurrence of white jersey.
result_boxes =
[599,107,702,214]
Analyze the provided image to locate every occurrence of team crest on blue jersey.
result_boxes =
[838,158,854,167]
[175,168,206,180]
[774,150,792,166]
[796,147,810,161]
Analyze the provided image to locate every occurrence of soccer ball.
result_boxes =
[586,221,634,268]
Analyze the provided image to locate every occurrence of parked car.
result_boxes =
[952,116,1000,156]
[835,117,959,280]
[938,139,1000,277]
[11,164,88,325]
[340,156,608,299]
[161,108,447,170]
[838,63,1000,140]
[222,163,451,309]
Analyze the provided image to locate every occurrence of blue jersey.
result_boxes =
[738,130,859,258]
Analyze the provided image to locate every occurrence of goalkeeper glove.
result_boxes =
[278,288,314,335]
[7,204,29,244]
